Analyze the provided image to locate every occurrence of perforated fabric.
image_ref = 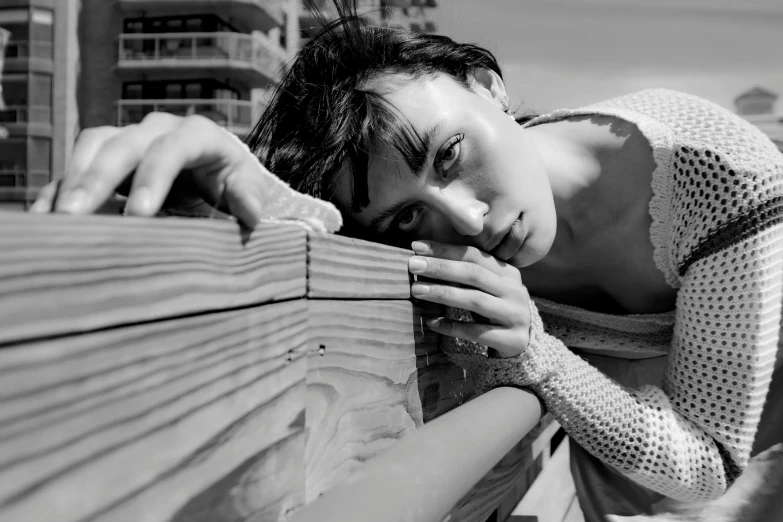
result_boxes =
[443,89,783,502]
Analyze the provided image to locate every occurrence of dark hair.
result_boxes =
[245,1,533,222]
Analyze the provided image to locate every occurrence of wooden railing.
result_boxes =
[0,213,556,522]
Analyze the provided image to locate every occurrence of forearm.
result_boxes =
[446,303,734,501]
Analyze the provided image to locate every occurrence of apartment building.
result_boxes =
[82,0,296,134]
[0,0,78,210]
[300,0,438,40]
[0,0,297,209]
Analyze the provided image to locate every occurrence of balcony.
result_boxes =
[2,41,54,73]
[0,170,50,201]
[0,106,52,127]
[116,98,257,136]
[116,0,283,33]
[116,32,287,85]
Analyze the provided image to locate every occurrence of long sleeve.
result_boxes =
[445,93,783,502]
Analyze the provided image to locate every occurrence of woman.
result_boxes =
[30,9,782,521]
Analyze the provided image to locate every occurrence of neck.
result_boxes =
[523,119,613,275]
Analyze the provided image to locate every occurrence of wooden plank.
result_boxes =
[306,232,411,299]
[455,417,559,522]
[305,299,471,501]
[0,213,307,345]
[0,300,308,522]
[511,437,577,522]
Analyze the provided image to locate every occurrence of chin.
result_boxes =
[509,235,552,269]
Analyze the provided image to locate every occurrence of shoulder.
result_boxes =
[590,90,783,281]
[586,89,780,162]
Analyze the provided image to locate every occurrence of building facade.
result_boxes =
[0,0,297,209]
[0,0,78,210]
[299,0,438,40]
[735,86,783,152]
[81,0,296,136]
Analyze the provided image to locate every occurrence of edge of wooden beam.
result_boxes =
[306,232,412,299]
[0,214,308,345]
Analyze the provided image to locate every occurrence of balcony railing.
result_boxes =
[116,98,257,135]
[117,32,287,82]
[3,41,54,61]
[116,0,284,33]
[0,106,52,125]
[0,169,51,200]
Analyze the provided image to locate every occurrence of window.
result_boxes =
[30,8,53,43]
[2,73,27,106]
[30,73,52,107]
[123,83,143,99]
[124,20,144,33]
[0,138,27,172]
[185,18,203,32]
[164,84,182,99]
[184,83,202,99]
[28,137,51,173]
[166,18,183,32]
[0,8,30,58]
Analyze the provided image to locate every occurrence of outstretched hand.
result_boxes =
[408,241,531,358]
[30,113,272,228]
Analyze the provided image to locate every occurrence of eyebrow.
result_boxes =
[405,120,445,177]
[370,199,415,231]
[367,120,446,231]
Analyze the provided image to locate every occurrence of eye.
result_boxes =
[434,133,464,175]
[394,205,423,232]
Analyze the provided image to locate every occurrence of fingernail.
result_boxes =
[411,283,430,297]
[411,241,430,254]
[408,256,427,273]
[127,187,152,215]
[57,189,86,212]
[426,318,441,328]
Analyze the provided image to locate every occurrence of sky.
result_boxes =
[429,0,783,116]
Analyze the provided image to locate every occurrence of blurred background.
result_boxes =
[0,0,780,211]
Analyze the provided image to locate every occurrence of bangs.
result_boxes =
[341,88,431,213]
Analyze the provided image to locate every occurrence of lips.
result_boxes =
[492,215,526,261]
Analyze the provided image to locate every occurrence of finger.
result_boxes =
[127,115,242,216]
[29,180,60,213]
[56,126,122,212]
[222,169,269,228]
[61,123,177,214]
[426,317,525,358]
[411,241,505,274]
[408,255,504,296]
[411,282,515,325]
[57,114,182,214]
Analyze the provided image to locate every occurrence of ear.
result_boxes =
[470,68,509,111]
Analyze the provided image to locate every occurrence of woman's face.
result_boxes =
[333,71,557,268]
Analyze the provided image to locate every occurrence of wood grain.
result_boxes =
[307,232,412,299]
[0,213,307,345]
[0,300,308,522]
[305,299,471,501]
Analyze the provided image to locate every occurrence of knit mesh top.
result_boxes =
[444,89,783,502]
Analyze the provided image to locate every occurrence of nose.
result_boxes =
[434,187,487,237]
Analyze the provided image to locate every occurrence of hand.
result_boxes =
[408,240,531,358]
[30,113,271,228]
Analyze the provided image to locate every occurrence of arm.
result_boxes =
[447,165,783,502]
[30,113,342,233]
